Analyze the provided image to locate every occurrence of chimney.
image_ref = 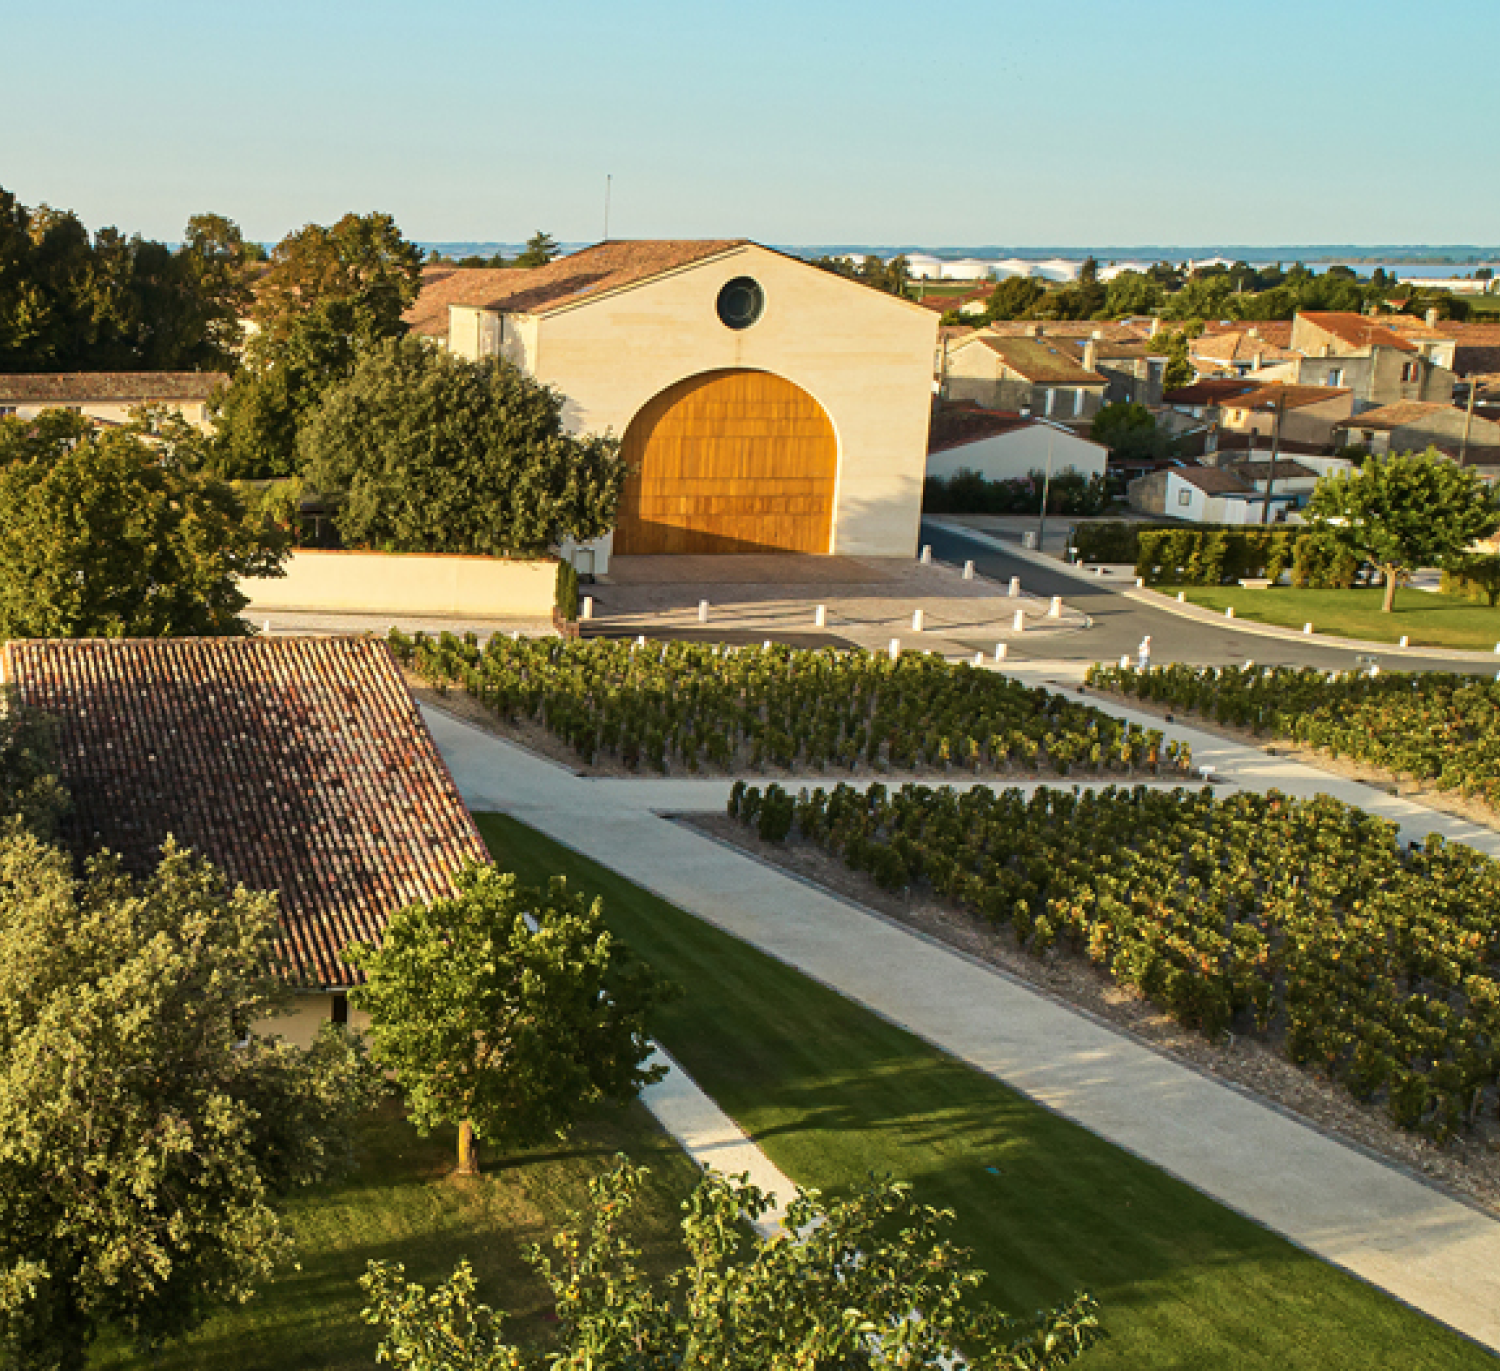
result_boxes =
[1149,318,1161,337]
[1425,307,1440,329]
[1247,326,1260,339]
[1082,337,1099,373]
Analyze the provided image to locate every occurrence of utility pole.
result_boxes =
[1260,387,1286,526]
[1460,374,1478,467]
[603,175,612,241]
[1037,423,1056,551]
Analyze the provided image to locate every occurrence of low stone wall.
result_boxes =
[244,549,557,619]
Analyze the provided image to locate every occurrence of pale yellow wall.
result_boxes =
[517,245,938,557]
[2,400,212,429]
[264,993,371,1049]
[241,549,557,618]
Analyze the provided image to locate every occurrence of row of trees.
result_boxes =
[0,188,259,372]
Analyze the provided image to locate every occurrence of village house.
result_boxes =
[1289,312,1455,409]
[404,239,937,562]
[0,371,227,429]
[1215,381,1357,449]
[1126,463,1294,525]
[0,636,489,1045]
[1332,399,1500,471]
[925,401,1108,485]
[941,329,1109,424]
[1188,326,1300,382]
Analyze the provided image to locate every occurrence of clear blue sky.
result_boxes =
[4,0,1497,249]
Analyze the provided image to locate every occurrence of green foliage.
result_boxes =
[1101,270,1164,318]
[348,867,667,1166]
[1147,328,1195,390]
[388,631,1193,780]
[0,409,94,465]
[554,559,580,621]
[983,276,1048,321]
[515,232,560,268]
[362,1161,1102,1369]
[300,337,625,556]
[1290,532,1360,589]
[809,254,914,298]
[0,833,381,1369]
[735,773,1500,1140]
[1090,401,1175,461]
[0,187,254,372]
[1135,527,1300,585]
[1442,552,1500,606]
[1308,449,1500,611]
[0,690,67,840]
[923,469,1109,517]
[0,427,287,638]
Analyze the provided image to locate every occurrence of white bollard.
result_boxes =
[912,608,924,632]
[920,545,932,565]
[1095,566,1104,577]
[263,620,271,635]
[764,640,773,650]
[1493,642,1500,654]
[1303,622,1313,634]
[963,560,975,580]
[1048,595,1062,618]
[995,642,1008,662]
[1120,654,1131,669]
[814,604,826,628]
[698,599,709,624]
[1136,577,1145,588]
[974,651,985,666]
[1225,606,1235,618]
[1013,609,1025,633]
[581,596,594,621]
[636,635,646,647]
[889,638,901,660]
[1177,591,1186,603]
[1399,635,1408,647]
[1008,576,1021,598]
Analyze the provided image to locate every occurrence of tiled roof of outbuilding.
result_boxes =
[0,637,487,988]
[952,334,1107,385]
[0,372,228,403]
[1298,312,1418,353]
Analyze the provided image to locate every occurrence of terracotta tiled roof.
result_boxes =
[1227,458,1319,480]
[1333,400,1454,431]
[953,334,1107,385]
[1174,464,1256,495]
[1223,382,1352,412]
[1163,379,1259,406]
[928,400,1037,454]
[0,637,487,989]
[984,320,1151,342]
[1298,312,1418,353]
[1189,331,1298,365]
[1201,320,1294,348]
[403,239,749,335]
[0,372,228,403]
[1210,433,1331,457]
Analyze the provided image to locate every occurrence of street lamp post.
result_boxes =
[1037,423,1055,551]
[1260,388,1287,526]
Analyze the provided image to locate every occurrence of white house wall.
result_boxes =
[927,428,1107,484]
[520,245,938,557]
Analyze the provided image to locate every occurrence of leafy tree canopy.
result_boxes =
[1090,401,1175,462]
[349,867,667,1174]
[0,187,255,373]
[0,832,381,1369]
[1308,448,1500,611]
[0,425,286,637]
[984,275,1048,321]
[361,1162,1103,1369]
[300,337,625,556]
[0,691,67,839]
[809,254,914,298]
[516,231,561,268]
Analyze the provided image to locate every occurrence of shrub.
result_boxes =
[555,559,580,620]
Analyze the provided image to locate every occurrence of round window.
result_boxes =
[716,276,764,330]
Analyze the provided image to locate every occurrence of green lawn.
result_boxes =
[1170,584,1500,650]
[477,812,1494,1370]
[94,1099,698,1370]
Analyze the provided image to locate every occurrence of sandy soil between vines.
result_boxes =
[1086,686,1500,835]
[683,811,1500,1218]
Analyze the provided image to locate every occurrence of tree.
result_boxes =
[1090,401,1175,462]
[361,1163,1103,1368]
[0,831,381,1369]
[1101,270,1163,318]
[0,426,286,638]
[1149,328,1195,390]
[984,275,1047,321]
[349,868,667,1175]
[516,231,560,268]
[300,336,625,556]
[1307,449,1500,612]
[0,691,67,839]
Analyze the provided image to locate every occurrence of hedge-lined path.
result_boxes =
[424,704,1500,1352]
[922,519,1496,673]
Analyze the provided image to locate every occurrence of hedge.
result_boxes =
[1133,529,1358,588]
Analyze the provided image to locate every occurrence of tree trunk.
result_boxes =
[456,1120,480,1176]
[1381,566,1398,614]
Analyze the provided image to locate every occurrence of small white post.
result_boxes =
[1177,591,1186,603]
[1120,654,1131,668]
[1048,595,1062,618]
[1303,622,1313,635]
[764,640,773,650]
[1225,606,1235,619]
[1493,642,1500,654]
[889,637,901,660]
[974,651,985,666]
[263,620,271,635]
[1008,576,1021,598]
[814,604,827,628]
[962,560,975,580]
[1135,576,1145,588]
[995,642,1008,661]
[920,544,933,565]
[581,596,594,620]
[1399,635,1409,647]
[912,608,925,632]
[698,599,710,624]
[1012,609,1025,633]
[1095,566,1104,577]
[636,635,646,647]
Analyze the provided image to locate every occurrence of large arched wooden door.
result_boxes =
[612,369,837,555]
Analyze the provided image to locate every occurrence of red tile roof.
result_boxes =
[928,401,1038,454]
[1298,312,1418,353]
[1189,331,1298,365]
[1163,379,1260,406]
[1173,464,1256,495]
[1223,382,1352,412]
[952,334,1107,385]
[0,637,487,988]
[403,239,749,335]
[1201,320,1295,348]
[0,372,228,403]
[1332,400,1454,431]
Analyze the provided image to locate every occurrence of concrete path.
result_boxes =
[425,704,1500,1352]
[640,1045,797,1237]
